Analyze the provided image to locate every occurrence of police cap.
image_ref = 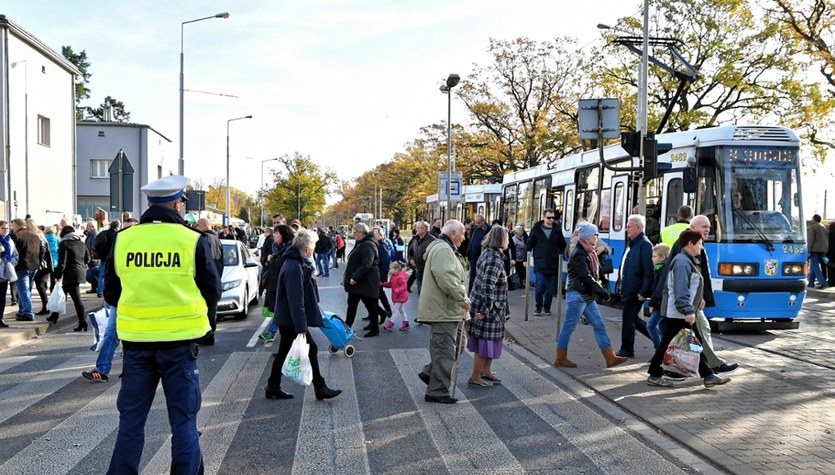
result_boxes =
[141,175,190,203]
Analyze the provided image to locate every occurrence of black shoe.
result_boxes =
[0,320,9,328]
[46,313,59,324]
[82,370,109,382]
[314,385,342,400]
[364,330,379,337]
[15,314,34,322]
[662,370,687,382]
[425,394,458,404]
[616,350,634,358]
[73,322,88,332]
[363,324,372,330]
[361,316,371,321]
[85,289,98,294]
[711,363,739,374]
[265,386,294,399]
[36,308,50,316]
[10,300,17,305]
[418,372,430,385]
[407,288,413,293]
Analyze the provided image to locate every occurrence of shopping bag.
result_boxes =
[47,281,66,314]
[661,328,703,378]
[508,269,522,291]
[88,306,112,352]
[282,334,313,385]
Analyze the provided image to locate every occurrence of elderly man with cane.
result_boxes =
[416,220,470,404]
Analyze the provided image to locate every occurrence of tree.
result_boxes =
[203,179,252,221]
[456,37,589,171]
[264,153,336,226]
[87,96,131,122]
[61,46,92,120]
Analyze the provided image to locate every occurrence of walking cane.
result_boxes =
[449,317,467,399]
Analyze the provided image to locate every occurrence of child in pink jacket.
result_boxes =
[382,261,410,331]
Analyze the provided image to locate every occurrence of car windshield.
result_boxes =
[222,244,239,267]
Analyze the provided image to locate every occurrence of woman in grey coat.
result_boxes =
[646,230,729,389]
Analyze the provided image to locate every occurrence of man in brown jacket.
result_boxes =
[11,219,47,321]
[808,214,829,289]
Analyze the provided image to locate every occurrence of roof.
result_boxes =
[0,15,81,76]
[77,121,172,143]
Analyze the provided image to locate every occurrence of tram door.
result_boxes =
[609,175,628,245]
[662,173,686,227]
[562,184,576,236]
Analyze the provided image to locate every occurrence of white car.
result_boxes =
[217,239,260,319]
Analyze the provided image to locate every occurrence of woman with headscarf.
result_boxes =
[555,222,627,368]
[48,226,91,331]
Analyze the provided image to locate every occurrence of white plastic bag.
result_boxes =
[282,334,312,386]
[88,306,112,352]
[47,281,66,314]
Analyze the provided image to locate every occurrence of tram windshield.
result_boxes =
[716,146,804,243]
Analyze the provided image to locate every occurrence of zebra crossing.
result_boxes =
[0,343,690,475]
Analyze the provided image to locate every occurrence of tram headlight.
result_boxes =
[718,263,759,276]
[782,263,806,276]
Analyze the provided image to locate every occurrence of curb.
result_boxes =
[0,291,104,352]
[806,286,835,300]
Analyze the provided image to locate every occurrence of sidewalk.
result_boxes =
[504,285,835,474]
[0,284,104,351]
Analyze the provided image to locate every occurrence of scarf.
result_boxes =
[0,234,10,259]
[579,238,599,279]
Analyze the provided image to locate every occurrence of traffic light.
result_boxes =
[642,134,673,179]
[621,131,641,157]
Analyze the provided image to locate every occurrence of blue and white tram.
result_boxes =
[426,184,502,224]
[501,125,807,329]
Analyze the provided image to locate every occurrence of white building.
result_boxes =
[76,121,173,221]
[0,15,79,224]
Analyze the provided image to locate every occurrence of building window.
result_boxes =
[91,159,112,178]
[37,115,51,146]
[158,165,162,179]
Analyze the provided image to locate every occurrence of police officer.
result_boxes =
[104,175,221,475]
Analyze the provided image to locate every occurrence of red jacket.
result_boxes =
[382,270,408,303]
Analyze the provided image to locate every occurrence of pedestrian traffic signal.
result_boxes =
[642,134,672,179]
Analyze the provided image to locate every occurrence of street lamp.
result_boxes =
[10,60,28,216]
[179,11,230,176]
[439,73,460,220]
[226,115,252,225]
[373,171,379,220]
[261,157,279,228]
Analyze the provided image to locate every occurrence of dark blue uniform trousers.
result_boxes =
[108,344,203,475]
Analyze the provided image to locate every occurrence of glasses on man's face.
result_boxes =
[545,216,555,220]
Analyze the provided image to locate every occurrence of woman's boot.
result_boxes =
[314,383,342,400]
[265,385,293,399]
[0,318,8,328]
[46,312,59,324]
[554,349,577,368]
[602,347,628,368]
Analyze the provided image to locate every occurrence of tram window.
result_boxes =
[665,179,684,226]
[697,173,718,239]
[599,188,612,231]
[517,181,534,228]
[612,182,625,232]
[645,177,662,244]
[532,177,549,224]
[564,190,574,234]
[550,189,564,222]
[503,185,517,229]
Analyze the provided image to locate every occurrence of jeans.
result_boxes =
[415,271,424,295]
[315,253,330,276]
[265,314,279,336]
[108,344,203,475]
[329,249,337,268]
[646,308,663,349]
[809,252,827,287]
[16,268,38,316]
[95,305,119,375]
[98,261,106,295]
[557,291,612,350]
[533,271,557,311]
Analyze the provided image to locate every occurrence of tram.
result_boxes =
[500,125,807,329]
[426,184,502,224]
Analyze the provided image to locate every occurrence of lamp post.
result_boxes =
[261,157,278,228]
[226,115,252,225]
[439,73,460,221]
[180,12,230,176]
[10,60,28,216]
[373,171,379,220]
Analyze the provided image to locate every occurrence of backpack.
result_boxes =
[384,238,396,261]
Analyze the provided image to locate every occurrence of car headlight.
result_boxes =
[782,263,806,276]
[222,279,242,291]
[718,263,759,276]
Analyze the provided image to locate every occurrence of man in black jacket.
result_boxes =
[525,209,567,316]
[343,223,381,337]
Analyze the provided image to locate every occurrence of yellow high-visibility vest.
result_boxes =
[661,222,689,248]
[114,223,209,342]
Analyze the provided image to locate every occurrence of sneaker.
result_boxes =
[710,363,739,375]
[82,370,109,382]
[399,322,410,331]
[647,376,673,387]
[704,373,730,387]
[259,331,275,343]
[662,371,687,382]
[543,309,552,316]
[534,309,543,316]
[383,321,394,332]
[467,378,494,388]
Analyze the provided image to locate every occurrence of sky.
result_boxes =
[3,0,833,217]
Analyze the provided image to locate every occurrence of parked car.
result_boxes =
[217,239,260,320]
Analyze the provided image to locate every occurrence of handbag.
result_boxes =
[508,269,522,291]
[282,334,313,386]
[599,255,614,275]
[4,260,17,283]
[47,281,67,314]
